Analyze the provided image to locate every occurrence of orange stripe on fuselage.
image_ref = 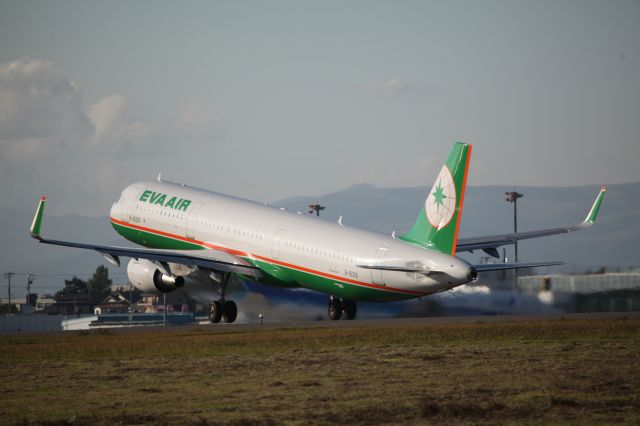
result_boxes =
[110,217,427,297]
[110,217,250,257]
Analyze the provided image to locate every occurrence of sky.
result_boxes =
[0,0,639,216]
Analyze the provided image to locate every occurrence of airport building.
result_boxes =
[517,267,640,312]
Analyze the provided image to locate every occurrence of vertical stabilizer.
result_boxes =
[399,142,472,254]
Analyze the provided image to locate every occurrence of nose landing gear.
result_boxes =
[328,296,357,320]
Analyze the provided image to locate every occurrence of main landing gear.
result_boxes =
[328,296,357,320]
[208,273,238,323]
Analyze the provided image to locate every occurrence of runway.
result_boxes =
[100,310,640,335]
[207,310,640,328]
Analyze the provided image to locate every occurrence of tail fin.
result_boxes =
[399,142,472,254]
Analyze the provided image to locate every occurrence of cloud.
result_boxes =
[0,59,152,158]
[88,94,149,143]
[0,59,92,160]
[0,59,155,214]
[175,96,226,142]
[360,78,429,99]
[361,78,405,98]
[0,58,229,215]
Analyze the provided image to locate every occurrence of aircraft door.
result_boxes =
[185,202,204,240]
[271,228,285,260]
[371,246,389,285]
[118,185,142,223]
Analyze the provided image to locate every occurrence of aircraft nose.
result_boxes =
[110,197,121,220]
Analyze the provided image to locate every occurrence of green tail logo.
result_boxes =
[400,142,472,255]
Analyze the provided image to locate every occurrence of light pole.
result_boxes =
[26,274,35,310]
[27,274,33,298]
[308,204,325,216]
[5,273,14,315]
[163,293,167,327]
[129,283,133,322]
[505,191,524,262]
[505,191,523,286]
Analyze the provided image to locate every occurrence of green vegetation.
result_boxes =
[1,317,638,425]
[0,304,18,314]
[55,265,112,304]
[86,265,113,304]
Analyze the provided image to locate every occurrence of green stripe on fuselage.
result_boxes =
[111,221,415,302]
[111,221,202,250]
[248,259,412,302]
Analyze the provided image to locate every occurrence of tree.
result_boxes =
[0,304,18,314]
[55,276,88,300]
[87,265,112,304]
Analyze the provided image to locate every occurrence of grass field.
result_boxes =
[1,316,639,425]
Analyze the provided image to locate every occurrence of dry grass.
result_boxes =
[0,317,638,425]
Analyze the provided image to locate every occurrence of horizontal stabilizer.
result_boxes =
[357,263,434,275]
[473,261,564,272]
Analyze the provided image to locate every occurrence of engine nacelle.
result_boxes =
[127,259,185,294]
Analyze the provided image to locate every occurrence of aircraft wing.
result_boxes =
[456,186,606,258]
[28,196,262,278]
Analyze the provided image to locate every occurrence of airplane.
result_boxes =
[29,142,606,322]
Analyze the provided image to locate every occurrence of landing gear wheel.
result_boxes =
[209,273,237,324]
[209,301,222,323]
[328,296,343,320]
[222,301,238,323]
[342,299,357,320]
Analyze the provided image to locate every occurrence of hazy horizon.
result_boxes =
[1,1,639,216]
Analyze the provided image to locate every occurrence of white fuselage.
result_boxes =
[110,181,474,302]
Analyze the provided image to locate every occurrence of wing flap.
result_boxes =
[36,237,262,277]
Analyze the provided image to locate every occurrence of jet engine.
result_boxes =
[127,258,185,293]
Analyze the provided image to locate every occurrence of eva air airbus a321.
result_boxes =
[29,143,606,322]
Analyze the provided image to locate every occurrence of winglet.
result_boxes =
[583,186,606,224]
[29,196,46,240]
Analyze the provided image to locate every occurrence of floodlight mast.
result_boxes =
[505,191,524,286]
[308,204,326,216]
[505,191,524,262]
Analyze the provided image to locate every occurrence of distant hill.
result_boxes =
[1,182,638,296]
[277,181,640,271]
